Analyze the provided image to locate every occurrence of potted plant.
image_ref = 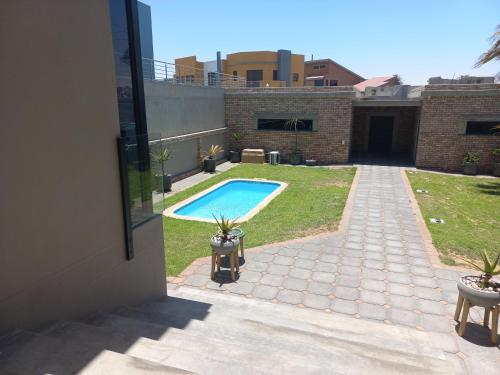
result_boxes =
[458,251,500,307]
[202,144,224,173]
[463,151,479,175]
[210,215,240,256]
[151,146,172,192]
[228,132,242,163]
[492,147,500,177]
[285,118,304,165]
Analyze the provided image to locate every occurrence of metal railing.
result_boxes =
[142,58,250,88]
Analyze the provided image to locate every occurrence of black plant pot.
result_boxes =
[493,162,500,177]
[229,150,241,163]
[290,151,303,165]
[204,158,216,173]
[162,174,172,192]
[463,162,478,176]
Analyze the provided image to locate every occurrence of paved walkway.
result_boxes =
[170,165,500,373]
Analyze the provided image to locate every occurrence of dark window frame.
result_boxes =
[255,114,318,132]
[465,120,500,136]
[272,70,278,80]
[292,73,299,82]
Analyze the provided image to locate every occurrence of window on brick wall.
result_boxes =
[257,118,313,131]
[273,70,278,80]
[293,73,299,82]
[465,120,500,135]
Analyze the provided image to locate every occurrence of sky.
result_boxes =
[140,0,499,85]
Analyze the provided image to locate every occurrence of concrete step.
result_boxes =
[121,286,453,374]
[0,329,192,375]
[82,313,323,374]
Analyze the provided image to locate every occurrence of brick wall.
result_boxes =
[225,91,355,164]
[416,85,500,173]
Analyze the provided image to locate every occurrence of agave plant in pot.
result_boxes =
[210,215,240,280]
[462,151,480,175]
[457,251,500,308]
[202,144,224,173]
[151,146,172,192]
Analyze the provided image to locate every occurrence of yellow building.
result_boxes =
[175,50,305,87]
[174,55,204,85]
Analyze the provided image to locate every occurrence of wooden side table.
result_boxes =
[211,248,239,281]
[454,294,499,344]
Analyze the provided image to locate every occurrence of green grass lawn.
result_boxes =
[407,171,500,265]
[162,164,355,276]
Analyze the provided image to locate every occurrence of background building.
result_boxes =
[428,75,495,84]
[175,50,305,87]
[304,58,364,86]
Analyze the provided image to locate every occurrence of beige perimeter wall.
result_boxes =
[0,0,166,331]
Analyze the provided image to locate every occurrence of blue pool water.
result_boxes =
[174,180,281,221]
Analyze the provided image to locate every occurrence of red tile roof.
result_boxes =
[354,76,393,91]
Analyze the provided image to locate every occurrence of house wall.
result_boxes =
[0,0,166,331]
[305,60,364,86]
[416,84,500,173]
[144,81,226,177]
[225,87,355,164]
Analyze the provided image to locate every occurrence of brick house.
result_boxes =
[304,59,364,87]
[225,84,500,173]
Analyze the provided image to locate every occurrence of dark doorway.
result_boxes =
[368,116,394,152]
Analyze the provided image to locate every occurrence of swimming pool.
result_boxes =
[164,179,287,222]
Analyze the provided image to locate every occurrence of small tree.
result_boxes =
[285,118,304,155]
[151,146,172,177]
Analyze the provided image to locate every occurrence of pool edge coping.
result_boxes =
[162,178,288,223]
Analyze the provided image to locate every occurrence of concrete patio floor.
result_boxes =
[168,164,500,373]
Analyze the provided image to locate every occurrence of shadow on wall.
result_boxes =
[475,181,500,196]
[1,296,211,374]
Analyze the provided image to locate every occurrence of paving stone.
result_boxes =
[278,248,299,257]
[276,290,303,305]
[386,254,406,264]
[339,265,362,276]
[386,262,408,274]
[406,249,427,259]
[336,275,360,288]
[229,281,254,295]
[340,256,362,266]
[260,274,284,287]
[385,247,406,255]
[442,290,458,304]
[184,274,208,287]
[282,277,308,291]
[408,257,430,267]
[386,272,411,284]
[416,299,446,315]
[334,286,359,300]
[412,276,437,288]
[412,266,435,277]
[252,285,278,300]
[387,283,413,297]
[308,281,334,296]
[389,308,418,327]
[437,278,457,291]
[434,268,462,281]
[293,258,315,270]
[318,254,340,264]
[262,247,280,255]
[361,279,385,292]
[253,253,274,263]
[365,251,385,260]
[245,262,268,272]
[237,271,262,283]
[266,264,290,275]
[303,294,331,310]
[362,268,386,281]
[273,255,294,266]
[331,298,358,315]
[345,242,363,250]
[297,250,320,260]
[360,290,386,305]
[358,303,386,321]
[388,294,416,311]
[363,259,384,270]
[285,242,303,250]
[346,235,363,243]
[312,271,335,283]
[315,262,338,273]
[426,332,459,353]
[414,286,442,301]
[323,247,342,255]
[418,313,452,333]
[289,268,312,280]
